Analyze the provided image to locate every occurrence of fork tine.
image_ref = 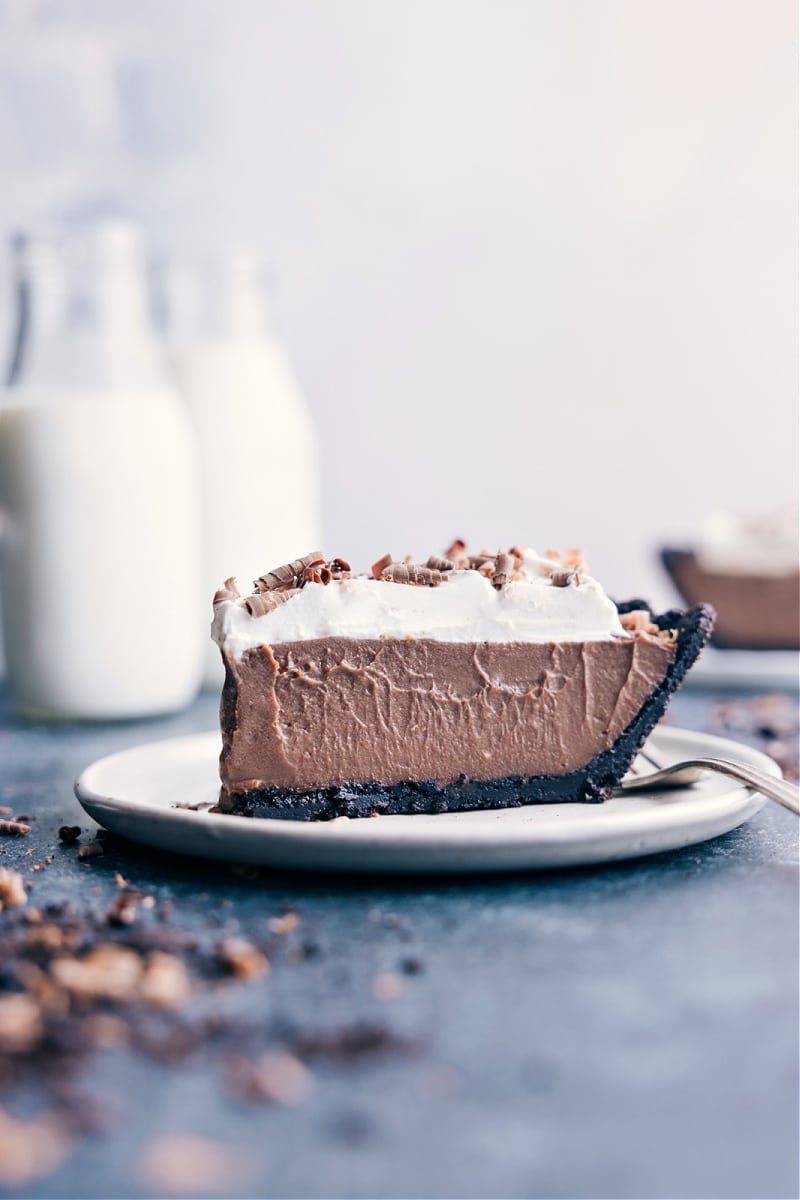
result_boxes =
[638,745,667,771]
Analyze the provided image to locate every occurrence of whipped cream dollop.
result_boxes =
[695,510,799,577]
[212,549,628,657]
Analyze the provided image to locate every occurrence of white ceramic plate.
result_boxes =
[74,727,781,874]
[685,647,799,691]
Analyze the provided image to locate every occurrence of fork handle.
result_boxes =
[686,758,800,815]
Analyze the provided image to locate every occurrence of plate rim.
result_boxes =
[74,725,780,860]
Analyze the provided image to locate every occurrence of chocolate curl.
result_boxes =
[255,551,325,593]
[468,554,495,570]
[381,562,446,587]
[244,590,299,617]
[213,577,241,605]
[244,593,280,617]
[492,553,514,590]
[371,553,392,580]
[443,538,466,561]
[426,555,456,572]
[329,557,351,574]
[549,569,579,588]
[542,546,586,586]
[304,565,332,586]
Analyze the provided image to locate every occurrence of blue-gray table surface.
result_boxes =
[0,684,797,1200]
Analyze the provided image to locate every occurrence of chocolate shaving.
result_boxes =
[244,590,299,618]
[213,577,241,605]
[255,552,324,594]
[549,569,578,588]
[619,609,663,637]
[443,538,466,561]
[329,558,351,574]
[492,553,514,590]
[304,565,332,586]
[380,562,446,587]
[426,555,456,572]
[371,553,392,580]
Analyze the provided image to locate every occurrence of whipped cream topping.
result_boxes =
[695,510,799,577]
[212,549,628,657]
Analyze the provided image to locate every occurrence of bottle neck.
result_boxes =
[10,226,171,393]
[166,253,276,345]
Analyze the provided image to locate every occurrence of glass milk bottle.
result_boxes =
[0,223,205,718]
[167,252,321,686]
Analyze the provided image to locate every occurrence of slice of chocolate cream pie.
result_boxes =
[212,545,715,820]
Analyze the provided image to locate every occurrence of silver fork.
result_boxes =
[621,749,799,814]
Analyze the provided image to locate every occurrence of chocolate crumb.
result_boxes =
[139,1135,247,1197]
[0,993,44,1053]
[105,891,140,927]
[0,819,30,837]
[139,951,191,1009]
[0,868,27,910]
[371,972,405,1000]
[292,1022,420,1063]
[225,1049,313,1106]
[50,944,143,1002]
[218,937,269,981]
[58,826,81,845]
[619,609,661,635]
[76,842,104,861]
[268,911,299,936]
[29,856,54,873]
[0,1107,74,1188]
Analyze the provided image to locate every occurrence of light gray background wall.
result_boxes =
[1,0,796,604]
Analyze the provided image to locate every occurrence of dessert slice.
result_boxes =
[662,511,799,651]
[212,546,714,820]
[662,550,799,650]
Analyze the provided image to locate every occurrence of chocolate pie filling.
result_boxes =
[215,603,715,819]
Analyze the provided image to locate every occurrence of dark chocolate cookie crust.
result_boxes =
[215,602,715,820]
